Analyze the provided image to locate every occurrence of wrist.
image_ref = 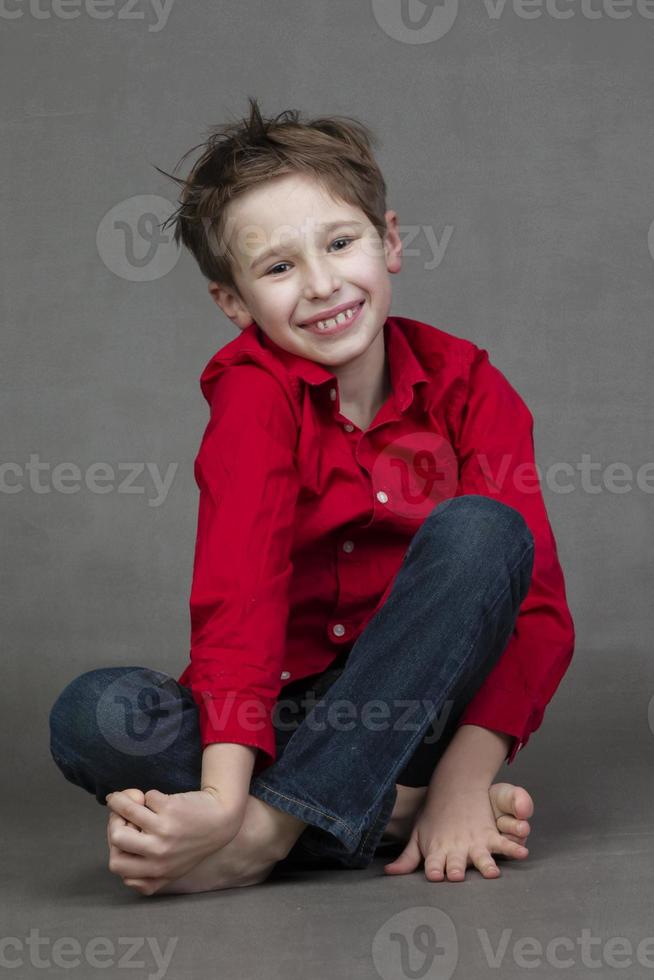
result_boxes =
[201,785,248,821]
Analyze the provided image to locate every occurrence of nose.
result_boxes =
[301,255,342,300]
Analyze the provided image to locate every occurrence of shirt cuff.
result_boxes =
[457,685,543,766]
[193,690,277,773]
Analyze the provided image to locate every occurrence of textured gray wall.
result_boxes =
[3,1,653,797]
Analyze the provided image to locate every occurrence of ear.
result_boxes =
[383,210,403,275]
[208,281,253,331]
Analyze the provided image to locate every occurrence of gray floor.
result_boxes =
[4,650,653,980]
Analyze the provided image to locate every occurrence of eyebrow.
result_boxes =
[249,220,367,271]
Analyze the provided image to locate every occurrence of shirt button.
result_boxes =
[343,423,354,432]
[332,623,346,637]
[329,387,337,401]
[342,540,354,553]
[376,490,389,504]
[280,670,291,680]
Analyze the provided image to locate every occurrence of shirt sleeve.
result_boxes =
[451,347,575,765]
[185,363,300,773]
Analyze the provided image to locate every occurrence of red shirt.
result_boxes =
[177,316,575,774]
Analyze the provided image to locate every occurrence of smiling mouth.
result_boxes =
[300,300,364,331]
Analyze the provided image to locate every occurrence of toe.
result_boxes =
[490,783,534,823]
[496,814,530,838]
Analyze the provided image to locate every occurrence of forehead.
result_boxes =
[225,172,366,242]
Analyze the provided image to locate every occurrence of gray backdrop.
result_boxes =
[3,3,653,809]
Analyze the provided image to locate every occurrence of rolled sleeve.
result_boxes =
[182,364,300,771]
[451,348,576,765]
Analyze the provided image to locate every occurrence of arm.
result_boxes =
[201,743,257,814]
[186,363,300,803]
[449,346,576,765]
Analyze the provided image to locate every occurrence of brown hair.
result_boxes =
[157,97,388,297]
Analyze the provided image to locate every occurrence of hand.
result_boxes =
[106,788,243,894]
[383,781,529,882]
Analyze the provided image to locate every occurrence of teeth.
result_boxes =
[312,303,361,331]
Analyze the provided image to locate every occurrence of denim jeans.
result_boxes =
[49,495,534,871]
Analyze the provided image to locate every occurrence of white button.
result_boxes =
[344,423,354,432]
[342,540,354,553]
[376,490,389,504]
[280,670,291,680]
[329,387,337,401]
[332,623,346,637]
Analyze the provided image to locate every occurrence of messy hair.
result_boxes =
[157,97,388,297]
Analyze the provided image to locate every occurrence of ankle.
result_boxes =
[250,796,307,860]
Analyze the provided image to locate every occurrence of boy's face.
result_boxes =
[207,172,402,370]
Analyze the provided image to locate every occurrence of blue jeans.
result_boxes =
[49,495,534,870]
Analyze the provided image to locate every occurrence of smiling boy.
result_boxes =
[50,98,575,895]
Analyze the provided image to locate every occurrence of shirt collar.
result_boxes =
[252,317,430,414]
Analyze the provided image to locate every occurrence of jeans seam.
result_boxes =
[254,780,359,845]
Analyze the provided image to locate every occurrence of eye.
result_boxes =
[330,237,354,251]
[265,262,292,276]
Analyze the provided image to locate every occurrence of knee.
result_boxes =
[422,494,534,563]
[48,666,158,760]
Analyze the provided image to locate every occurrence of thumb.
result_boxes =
[144,788,169,812]
[383,835,422,876]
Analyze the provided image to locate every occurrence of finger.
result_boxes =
[443,849,468,882]
[496,814,530,838]
[109,824,161,859]
[123,877,171,897]
[383,836,422,876]
[143,789,169,814]
[108,848,163,879]
[469,845,501,878]
[106,792,159,832]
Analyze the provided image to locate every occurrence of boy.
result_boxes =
[49,98,575,896]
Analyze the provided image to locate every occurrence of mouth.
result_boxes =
[299,300,365,337]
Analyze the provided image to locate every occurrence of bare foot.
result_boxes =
[488,782,533,846]
[382,782,533,846]
[153,796,305,895]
